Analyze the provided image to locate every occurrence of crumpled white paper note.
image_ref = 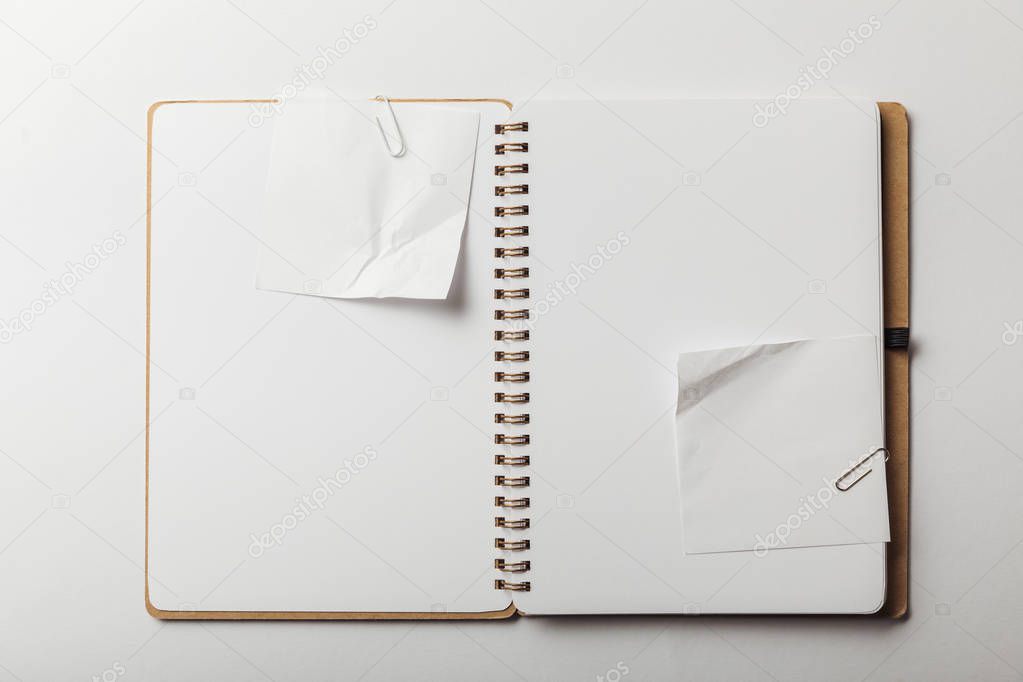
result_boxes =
[676,336,891,555]
[255,97,480,299]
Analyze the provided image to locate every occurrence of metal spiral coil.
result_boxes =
[493,121,531,592]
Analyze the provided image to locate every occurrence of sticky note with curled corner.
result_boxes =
[676,335,890,555]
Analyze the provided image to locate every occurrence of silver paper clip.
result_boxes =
[374,95,407,158]
[835,447,889,492]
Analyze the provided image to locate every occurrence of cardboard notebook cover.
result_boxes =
[878,102,910,619]
[145,98,910,620]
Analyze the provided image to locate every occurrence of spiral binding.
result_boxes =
[494,371,529,382]
[495,164,528,176]
[494,351,529,361]
[495,205,529,217]
[495,226,528,237]
[494,309,529,321]
[495,289,529,300]
[495,142,528,154]
[494,330,528,341]
[493,120,531,593]
[495,246,528,257]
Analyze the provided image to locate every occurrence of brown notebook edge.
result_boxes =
[146,98,909,621]
[878,102,910,619]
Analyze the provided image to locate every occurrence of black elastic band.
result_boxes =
[884,327,909,349]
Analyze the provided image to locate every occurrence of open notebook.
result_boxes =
[145,96,908,618]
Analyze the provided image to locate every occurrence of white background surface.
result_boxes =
[0,0,1021,680]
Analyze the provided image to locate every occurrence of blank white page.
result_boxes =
[147,101,511,615]
[515,99,886,614]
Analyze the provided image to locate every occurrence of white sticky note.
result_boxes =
[676,336,890,555]
[255,97,480,299]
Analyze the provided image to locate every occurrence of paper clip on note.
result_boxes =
[374,95,407,158]
[835,447,889,492]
